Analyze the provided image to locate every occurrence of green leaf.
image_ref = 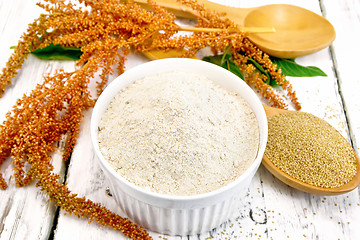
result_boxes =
[30,43,82,60]
[221,45,231,64]
[203,53,282,86]
[203,54,226,66]
[203,51,327,89]
[271,57,327,77]
[226,60,244,80]
[247,57,273,85]
[203,54,244,80]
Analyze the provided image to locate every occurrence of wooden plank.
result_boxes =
[321,0,360,155]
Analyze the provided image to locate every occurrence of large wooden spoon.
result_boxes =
[262,105,360,195]
[131,0,336,58]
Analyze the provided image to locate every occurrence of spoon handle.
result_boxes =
[127,0,251,26]
[196,0,251,25]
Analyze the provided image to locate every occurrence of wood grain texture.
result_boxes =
[0,0,359,239]
[322,0,360,155]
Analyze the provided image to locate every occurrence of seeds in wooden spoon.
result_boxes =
[265,112,358,188]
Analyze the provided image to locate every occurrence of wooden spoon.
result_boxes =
[262,105,360,195]
[130,0,336,59]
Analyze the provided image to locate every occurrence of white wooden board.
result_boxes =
[0,0,359,239]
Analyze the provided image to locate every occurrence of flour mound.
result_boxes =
[98,71,259,196]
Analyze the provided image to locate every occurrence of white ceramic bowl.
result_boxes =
[90,58,268,236]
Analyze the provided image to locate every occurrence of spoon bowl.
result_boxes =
[130,0,336,58]
[244,4,336,58]
[262,105,360,195]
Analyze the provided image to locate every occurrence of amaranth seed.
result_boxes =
[265,112,358,188]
